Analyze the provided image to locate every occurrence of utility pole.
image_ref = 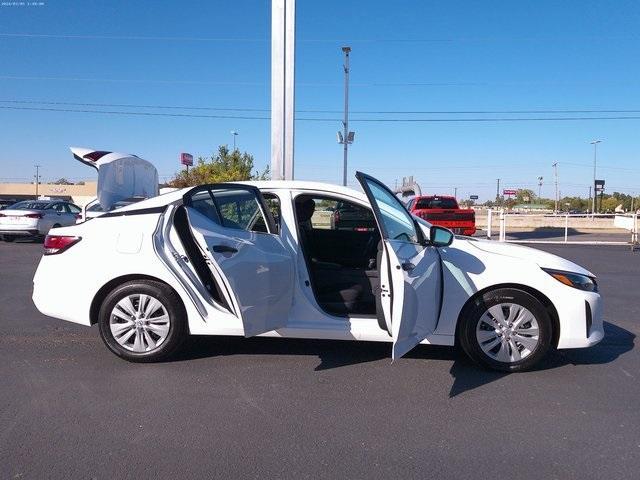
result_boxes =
[338,46,354,186]
[496,178,501,205]
[552,162,559,213]
[231,130,238,150]
[454,187,458,200]
[34,165,42,199]
[590,139,602,215]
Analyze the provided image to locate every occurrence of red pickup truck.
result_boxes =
[407,195,476,236]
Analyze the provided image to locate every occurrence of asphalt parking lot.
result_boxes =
[1,239,638,479]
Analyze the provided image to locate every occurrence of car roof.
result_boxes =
[110,180,369,214]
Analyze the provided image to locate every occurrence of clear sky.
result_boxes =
[0,0,639,201]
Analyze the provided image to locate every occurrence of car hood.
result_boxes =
[461,238,595,277]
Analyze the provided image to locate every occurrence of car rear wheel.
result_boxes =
[458,288,553,372]
[98,280,188,362]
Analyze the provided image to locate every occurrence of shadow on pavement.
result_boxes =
[173,321,633,397]
[506,227,587,240]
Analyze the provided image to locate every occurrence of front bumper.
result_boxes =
[557,291,604,349]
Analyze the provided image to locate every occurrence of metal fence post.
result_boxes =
[486,209,493,239]
[564,213,569,243]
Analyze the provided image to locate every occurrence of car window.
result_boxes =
[363,179,419,243]
[190,188,270,233]
[252,193,280,233]
[51,203,67,213]
[87,203,104,212]
[10,201,50,210]
[415,197,458,209]
[296,196,375,232]
[67,204,81,213]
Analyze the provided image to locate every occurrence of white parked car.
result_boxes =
[32,173,603,371]
[0,200,81,241]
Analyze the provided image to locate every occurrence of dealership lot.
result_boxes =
[1,240,638,479]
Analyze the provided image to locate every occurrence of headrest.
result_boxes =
[296,198,316,223]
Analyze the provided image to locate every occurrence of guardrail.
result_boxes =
[481,210,639,249]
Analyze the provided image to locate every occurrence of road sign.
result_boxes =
[470,195,479,200]
[503,189,517,196]
[180,153,193,166]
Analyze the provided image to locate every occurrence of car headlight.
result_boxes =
[543,268,598,292]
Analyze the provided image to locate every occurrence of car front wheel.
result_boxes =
[98,280,188,362]
[458,288,553,372]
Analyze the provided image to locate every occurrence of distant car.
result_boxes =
[330,200,376,231]
[407,195,476,236]
[0,199,18,210]
[0,200,81,241]
[78,198,145,223]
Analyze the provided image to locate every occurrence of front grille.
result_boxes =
[585,300,592,338]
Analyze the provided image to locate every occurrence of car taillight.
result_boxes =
[25,213,43,219]
[75,213,82,220]
[0,213,5,217]
[43,235,81,255]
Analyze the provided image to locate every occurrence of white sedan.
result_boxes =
[32,173,603,371]
[0,200,81,241]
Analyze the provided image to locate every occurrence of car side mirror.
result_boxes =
[430,225,454,247]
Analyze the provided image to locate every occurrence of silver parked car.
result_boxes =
[0,200,81,241]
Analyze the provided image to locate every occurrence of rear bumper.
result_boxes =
[0,228,39,236]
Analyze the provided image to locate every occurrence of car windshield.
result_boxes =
[415,197,458,209]
[9,201,51,210]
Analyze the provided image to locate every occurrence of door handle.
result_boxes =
[212,244,238,254]
[401,262,415,271]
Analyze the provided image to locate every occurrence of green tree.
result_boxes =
[170,145,269,188]
[53,178,74,185]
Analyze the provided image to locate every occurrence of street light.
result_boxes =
[537,176,543,200]
[231,130,239,150]
[34,165,42,199]
[590,139,602,214]
[338,46,354,187]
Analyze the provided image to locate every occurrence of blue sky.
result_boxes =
[0,0,639,200]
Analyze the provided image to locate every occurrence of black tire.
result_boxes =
[98,280,188,362]
[458,288,553,372]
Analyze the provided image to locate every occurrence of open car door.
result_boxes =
[182,184,294,337]
[356,172,443,359]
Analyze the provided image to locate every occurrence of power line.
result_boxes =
[1,75,636,88]
[1,32,637,43]
[3,99,640,115]
[3,105,640,123]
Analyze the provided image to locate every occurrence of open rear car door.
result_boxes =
[356,172,443,359]
[182,184,294,337]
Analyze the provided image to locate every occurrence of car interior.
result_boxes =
[294,195,381,317]
[171,187,383,319]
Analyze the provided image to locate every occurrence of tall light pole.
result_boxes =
[590,139,602,214]
[552,162,559,213]
[338,46,354,186]
[34,165,42,199]
[231,130,239,150]
[537,176,543,200]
